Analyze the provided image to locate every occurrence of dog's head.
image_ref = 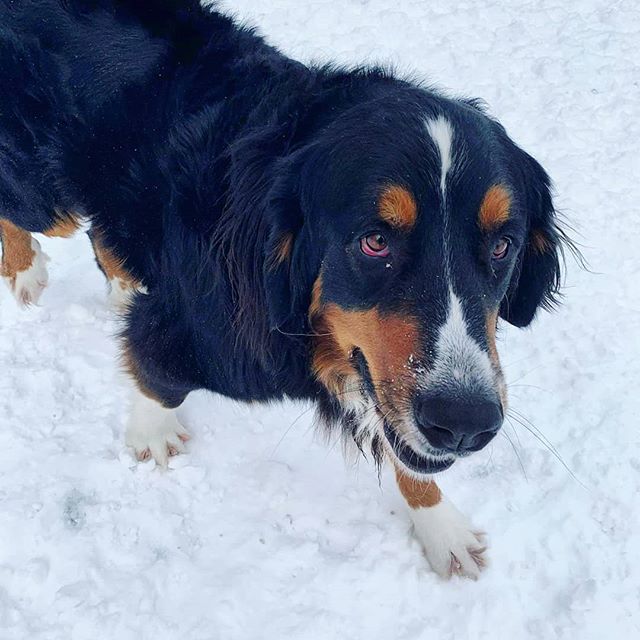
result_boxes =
[263,87,565,475]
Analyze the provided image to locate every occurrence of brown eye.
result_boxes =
[492,237,511,260]
[361,233,390,257]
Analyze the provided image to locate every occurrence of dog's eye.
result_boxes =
[492,237,511,260]
[360,233,390,257]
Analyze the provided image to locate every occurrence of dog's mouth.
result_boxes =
[383,421,456,474]
[350,347,455,474]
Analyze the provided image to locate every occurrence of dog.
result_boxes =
[0,0,567,579]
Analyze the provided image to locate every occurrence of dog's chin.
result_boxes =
[383,421,456,475]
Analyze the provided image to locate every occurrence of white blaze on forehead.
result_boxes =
[425,116,454,194]
[426,289,495,394]
[421,117,495,398]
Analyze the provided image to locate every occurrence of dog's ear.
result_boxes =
[499,149,564,327]
[263,167,303,332]
[262,148,320,334]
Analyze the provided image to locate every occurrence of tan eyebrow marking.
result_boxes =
[478,184,511,232]
[378,185,418,230]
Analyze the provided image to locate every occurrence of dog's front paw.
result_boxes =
[410,498,487,580]
[126,415,190,467]
[126,395,190,467]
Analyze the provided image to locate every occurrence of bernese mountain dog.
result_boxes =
[0,0,567,579]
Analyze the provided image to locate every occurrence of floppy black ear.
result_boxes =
[500,150,564,327]
[262,144,327,334]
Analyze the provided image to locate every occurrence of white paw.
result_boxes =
[3,239,49,307]
[410,498,487,580]
[125,393,190,467]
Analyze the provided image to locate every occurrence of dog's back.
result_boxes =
[3,1,213,110]
[0,0,288,236]
[0,1,161,224]
[1,3,70,230]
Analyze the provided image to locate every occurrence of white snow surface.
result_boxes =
[1,1,639,638]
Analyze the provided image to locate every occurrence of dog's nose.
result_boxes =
[414,394,503,454]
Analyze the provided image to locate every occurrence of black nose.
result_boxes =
[414,394,503,454]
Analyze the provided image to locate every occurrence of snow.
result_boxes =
[1,0,639,638]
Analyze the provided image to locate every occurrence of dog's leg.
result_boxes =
[125,388,190,467]
[0,219,49,306]
[122,338,191,467]
[395,467,487,579]
[89,229,143,310]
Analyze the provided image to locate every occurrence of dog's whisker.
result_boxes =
[501,421,528,481]
[507,410,588,490]
[506,412,524,449]
[508,408,562,456]
[505,364,544,386]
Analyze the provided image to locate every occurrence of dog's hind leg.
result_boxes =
[0,219,49,306]
[395,467,487,579]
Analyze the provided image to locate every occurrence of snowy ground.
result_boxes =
[1,1,639,638]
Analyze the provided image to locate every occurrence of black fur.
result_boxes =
[0,1,567,450]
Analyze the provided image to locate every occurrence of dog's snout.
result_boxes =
[414,394,503,454]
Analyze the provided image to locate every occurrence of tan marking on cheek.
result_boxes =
[344,310,420,397]
[311,332,357,395]
[0,219,35,284]
[43,212,81,238]
[309,276,357,394]
[309,276,421,403]
[378,185,417,230]
[478,185,511,232]
[395,466,442,509]
[91,232,141,289]
[530,229,551,254]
